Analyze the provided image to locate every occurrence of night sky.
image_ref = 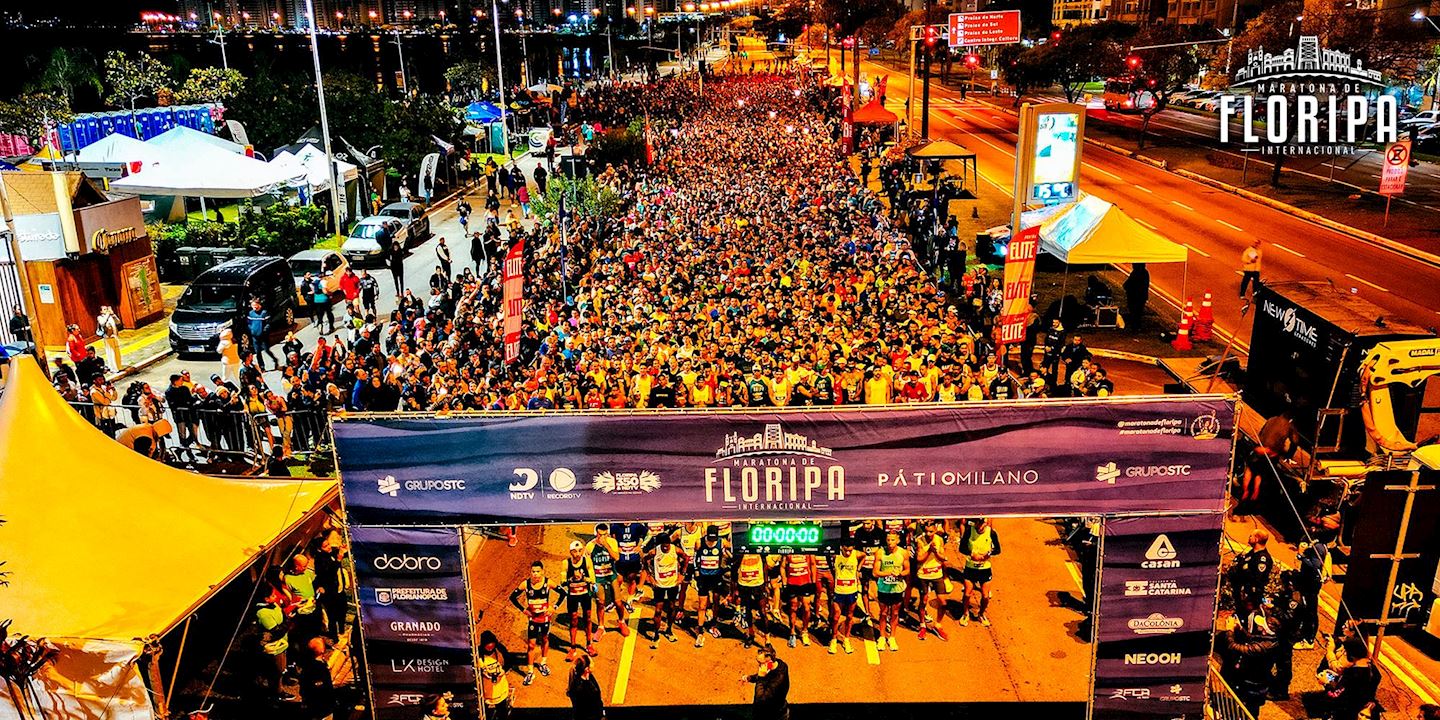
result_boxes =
[7,0,177,25]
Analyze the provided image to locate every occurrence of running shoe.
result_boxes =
[709,626,722,638]
[565,649,578,663]
[624,600,635,615]
[958,615,970,627]
[586,645,598,657]
[523,671,535,686]
[508,535,518,548]
[595,626,605,640]
[695,634,705,648]
[878,636,888,651]
[619,622,631,637]
[843,638,855,654]
[933,624,949,641]
[918,625,928,640]
[606,602,617,613]
[887,636,898,652]
[537,663,551,677]
[737,616,750,631]
[1293,640,1315,650]
[828,640,838,655]
[665,632,678,643]
[788,634,797,648]
[801,633,811,647]
[979,615,991,627]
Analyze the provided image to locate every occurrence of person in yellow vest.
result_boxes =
[829,536,865,655]
[914,519,951,641]
[476,630,513,719]
[255,593,289,699]
[734,551,770,648]
[643,532,687,648]
[873,530,910,651]
[959,517,1002,627]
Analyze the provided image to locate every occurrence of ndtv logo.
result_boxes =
[373,554,442,571]
[1124,652,1183,666]
[1142,535,1180,569]
[1128,613,1185,635]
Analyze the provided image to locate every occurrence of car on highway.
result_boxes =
[341,216,405,267]
[378,201,431,243]
[1182,90,1222,110]
[1401,109,1440,127]
[287,248,349,301]
[169,256,297,356]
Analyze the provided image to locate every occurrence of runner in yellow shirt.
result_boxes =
[829,537,865,654]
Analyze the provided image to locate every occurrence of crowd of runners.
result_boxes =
[484,520,1004,691]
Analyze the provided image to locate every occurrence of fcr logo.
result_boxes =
[373,554,442,571]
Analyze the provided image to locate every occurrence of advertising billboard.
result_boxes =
[1014,102,1087,227]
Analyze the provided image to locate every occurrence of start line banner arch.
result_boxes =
[333,396,1236,720]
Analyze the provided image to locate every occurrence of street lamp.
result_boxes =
[303,0,344,243]
[272,11,281,27]
[491,0,514,159]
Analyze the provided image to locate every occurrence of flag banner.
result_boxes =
[501,239,525,364]
[999,225,1039,344]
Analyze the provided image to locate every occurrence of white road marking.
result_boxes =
[1215,219,1244,232]
[1172,201,1195,211]
[1183,243,1212,258]
[1136,218,1158,230]
[1345,273,1390,292]
[1271,242,1305,258]
[1083,162,1123,180]
[1134,184,1153,193]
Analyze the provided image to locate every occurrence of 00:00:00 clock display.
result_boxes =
[749,524,822,545]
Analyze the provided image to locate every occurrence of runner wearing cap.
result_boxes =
[561,541,598,660]
[692,525,731,647]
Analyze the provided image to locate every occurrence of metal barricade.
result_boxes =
[1208,662,1257,720]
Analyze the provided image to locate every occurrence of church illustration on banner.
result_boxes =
[715,424,835,460]
[1234,35,1383,86]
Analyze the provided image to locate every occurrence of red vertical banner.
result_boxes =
[644,116,655,165]
[998,225,1039,345]
[502,239,525,364]
[841,83,854,154]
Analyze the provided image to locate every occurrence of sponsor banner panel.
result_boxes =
[352,526,479,720]
[1092,514,1222,720]
[335,398,1234,525]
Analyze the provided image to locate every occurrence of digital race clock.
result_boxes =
[732,521,841,555]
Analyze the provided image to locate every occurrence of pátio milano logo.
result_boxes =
[1219,36,1395,155]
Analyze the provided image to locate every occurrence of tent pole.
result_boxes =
[165,615,192,709]
[199,196,207,221]
[1182,261,1189,309]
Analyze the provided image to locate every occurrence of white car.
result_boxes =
[288,248,349,301]
[342,216,406,267]
[1402,110,1440,127]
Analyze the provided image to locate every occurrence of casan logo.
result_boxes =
[1128,613,1185,635]
[511,467,584,500]
[1124,652,1183,665]
[374,554,442,571]
[1142,535,1180,569]
[1262,300,1319,348]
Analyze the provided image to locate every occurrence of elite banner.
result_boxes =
[335,397,1234,526]
[501,239,524,364]
[998,225,1039,344]
[1091,514,1224,720]
[351,526,479,720]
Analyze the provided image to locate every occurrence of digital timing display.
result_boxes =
[733,521,842,555]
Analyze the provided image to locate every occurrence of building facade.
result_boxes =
[1053,0,1108,26]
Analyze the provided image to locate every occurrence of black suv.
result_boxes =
[169,256,297,355]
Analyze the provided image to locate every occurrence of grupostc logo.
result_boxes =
[378,475,400,497]
[377,475,466,496]
[1096,462,1120,484]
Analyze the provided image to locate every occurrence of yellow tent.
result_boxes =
[0,356,336,719]
[1034,193,1188,265]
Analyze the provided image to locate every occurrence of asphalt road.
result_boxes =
[875,60,1440,349]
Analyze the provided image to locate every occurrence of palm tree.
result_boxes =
[26,47,103,107]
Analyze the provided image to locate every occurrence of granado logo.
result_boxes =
[1219,36,1394,156]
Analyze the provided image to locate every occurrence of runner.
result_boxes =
[829,537,864,654]
[914,519,951,641]
[561,541,599,661]
[613,521,648,615]
[781,553,817,648]
[643,533,687,647]
[676,521,706,629]
[873,530,911,651]
[812,550,834,635]
[851,519,885,631]
[692,525,731,647]
[507,561,553,685]
[959,517,1002,627]
[734,551,770,647]
[585,523,631,637]
[477,630,514,720]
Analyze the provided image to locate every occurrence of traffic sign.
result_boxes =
[869,47,880,56]
[948,10,1022,47]
[1380,140,1411,195]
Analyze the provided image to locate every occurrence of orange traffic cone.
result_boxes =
[1171,307,1193,351]
[1193,291,1215,342]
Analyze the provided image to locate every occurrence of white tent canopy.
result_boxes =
[110,142,305,199]
[75,133,167,167]
[1026,194,1188,265]
[148,124,246,155]
[272,144,359,192]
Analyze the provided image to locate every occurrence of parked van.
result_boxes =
[169,256,297,355]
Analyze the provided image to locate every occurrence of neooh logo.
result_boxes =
[1124,652,1183,666]
[705,423,845,512]
[1142,535,1180,568]
[373,554,442,572]
[1220,35,1394,156]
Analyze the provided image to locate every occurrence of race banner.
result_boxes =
[351,526,479,720]
[501,239,525,364]
[334,397,1234,525]
[841,83,854,155]
[998,225,1039,344]
[1091,514,1223,720]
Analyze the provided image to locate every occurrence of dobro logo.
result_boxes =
[373,554,442,571]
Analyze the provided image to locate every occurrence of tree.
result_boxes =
[24,48,102,107]
[174,67,247,105]
[445,61,497,102]
[1128,24,1211,149]
[102,51,171,112]
[226,62,314,154]
[0,93,73,150]
[1043,22,1133,103]
[377,94,465,181]
[998,43,1053,105]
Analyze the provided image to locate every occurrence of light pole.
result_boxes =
[209,12,229,70]
[304,0,345,239]
[394,13,411,95]
[492,0,513,159]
